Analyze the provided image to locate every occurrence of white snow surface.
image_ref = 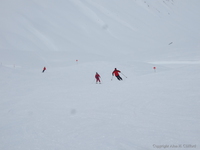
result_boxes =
[0,0,200,149]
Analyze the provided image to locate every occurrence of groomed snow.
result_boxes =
[0,0,200,149]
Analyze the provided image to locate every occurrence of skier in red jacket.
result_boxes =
[42,67,46,73]
[95,72,101,84]
[112,68,123,80]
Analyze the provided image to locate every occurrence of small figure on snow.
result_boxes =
[42,67,46,73]
[95,72,101,84]
[112,68,123,80]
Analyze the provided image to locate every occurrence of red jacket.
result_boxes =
[112,69,120,76]
[95,73,100,79]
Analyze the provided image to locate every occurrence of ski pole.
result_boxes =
[121,73,127,78]
[92,79,95,84]
[111,75,113,81]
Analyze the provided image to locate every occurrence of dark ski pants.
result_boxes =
[116,75,122,80]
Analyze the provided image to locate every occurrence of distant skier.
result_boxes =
[112,68,123,80]
[42,67,46,73]
[95,72,101,84]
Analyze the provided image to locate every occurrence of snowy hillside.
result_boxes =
[0,0,200,150]
[1,0,200,67]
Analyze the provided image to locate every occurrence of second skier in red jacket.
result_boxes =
[95,72,101,84]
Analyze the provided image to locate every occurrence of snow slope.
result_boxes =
[0,0,200,150]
